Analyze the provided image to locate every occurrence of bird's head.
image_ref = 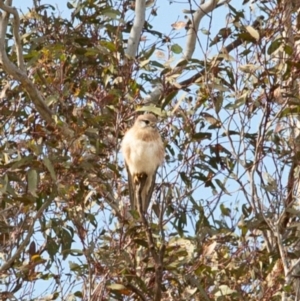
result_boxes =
[135,114,158,129]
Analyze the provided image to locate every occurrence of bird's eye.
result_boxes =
[143,120,150,125]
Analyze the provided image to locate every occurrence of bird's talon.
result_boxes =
[133,173,147,184]
[133,174,139,184]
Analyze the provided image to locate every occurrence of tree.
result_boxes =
[0,0,300,300]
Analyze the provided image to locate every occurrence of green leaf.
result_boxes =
[225,92,247,109]
[245,25,260,41]
[136,106,165,116]
[150,60,165,68]
[200,28,210,35]
[45,96,58,106]
[68,249,84,255]
[74,291,83,298]
[46,237,59,260]
[139,59,150,68]
[60,228,73,259]
[100,41,117,52]
[85,47,100,56]
[192,132,212,141]
[220,203,231,217]
[242,204,252,217]
[201,113,221,127]
[284,44,293,55]
[43,157,56,181]
[215,179,230,195]
[180,172,191,187]
[162,90,178,107]
[107,283,127,290]
[10,155,35,169]
[134,239,148,247]
[236,33,251,43]
[69,261,81,271]
[171,44,182,54]
[86,213,98,228]
[140,45,155,60]
[66,2,74,9]
[239,64,260,73]
[215,285,237,296]
[27,169,38,197]
[102,8,121,19]
[279,106,300,118]
[0,174,8,193]
[267,38,282,55]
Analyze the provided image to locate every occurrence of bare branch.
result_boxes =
[184,0,218,60]
[0,0,24,70]
[126,0,145,58]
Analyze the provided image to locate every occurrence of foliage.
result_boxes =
[1,0,300,300]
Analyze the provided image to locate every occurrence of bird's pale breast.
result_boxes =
[121,128,164,175]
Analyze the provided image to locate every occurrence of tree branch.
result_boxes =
[0,0,24,70]
[125,0,145,58]
[184,0,218,60]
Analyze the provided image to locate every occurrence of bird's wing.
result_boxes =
[125,157,158,213]
[143,167,158,212]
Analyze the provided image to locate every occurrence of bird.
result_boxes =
[121,114,165,212]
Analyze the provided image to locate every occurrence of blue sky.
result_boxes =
[13,0,244,39]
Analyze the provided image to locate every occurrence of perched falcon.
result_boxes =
[121,114,165,212]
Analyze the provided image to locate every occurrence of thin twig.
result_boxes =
[0,196,53,273]
[125,283,147,301]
